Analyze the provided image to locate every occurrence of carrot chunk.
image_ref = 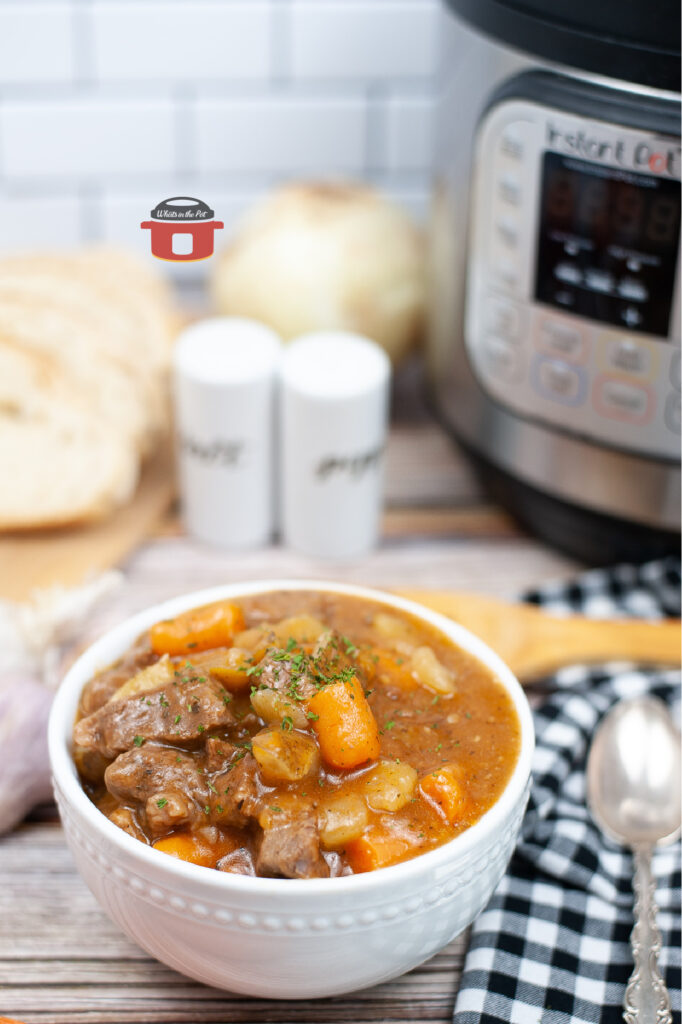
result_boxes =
[419,765,466,824]
[150,601,245,657]
[357,649,417,690]
[153,829,238,867]
[308,676,380,770]
[153,832,217,867]
[345,828,417,872]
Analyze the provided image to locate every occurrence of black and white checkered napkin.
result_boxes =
[453,557,681,1024]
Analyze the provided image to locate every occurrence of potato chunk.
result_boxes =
[373,612,418,653]
[271,615,328,646]
[251,727,320,784]
[193,646,253,690]
[364,760,418,812]
[109,655,173,703]
[250,686,309,730]
[408,646,456,695]
[233,625,273,658]
[319,793,369,849]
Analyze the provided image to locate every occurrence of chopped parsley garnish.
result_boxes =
[156,798,168,809]
[133,735,145,747]
[281,715,294,732]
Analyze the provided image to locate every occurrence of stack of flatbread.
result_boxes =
[0,248,178,530]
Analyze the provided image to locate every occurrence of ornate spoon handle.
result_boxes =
[623,844,672,1024]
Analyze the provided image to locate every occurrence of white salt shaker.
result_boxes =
[280,331,391,559]
[173,317,282,548]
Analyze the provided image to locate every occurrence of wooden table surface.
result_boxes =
[0,369,580,1023]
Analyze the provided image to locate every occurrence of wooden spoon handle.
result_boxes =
[509,614,682,680]
[394,588,681,681]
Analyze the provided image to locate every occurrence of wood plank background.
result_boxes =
[0,365,580,1023]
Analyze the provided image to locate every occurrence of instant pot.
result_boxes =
[429,0,681,563]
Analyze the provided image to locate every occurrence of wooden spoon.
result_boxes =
[394,589,681,682]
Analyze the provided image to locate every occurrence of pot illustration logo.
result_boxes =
[141,197,224,261]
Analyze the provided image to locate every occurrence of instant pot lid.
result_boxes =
[445,0,680,92]
[150,196,214,220]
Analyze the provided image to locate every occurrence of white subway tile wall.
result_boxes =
[0,0,439,278]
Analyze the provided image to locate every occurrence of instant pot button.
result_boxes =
[498,174,522,206]
[670,352,681,393]
[483,335,524,382]
[554,262,582,286]
[595,376,653,424]
[486,297,520,339]
[495,216,518,248]
[537,319,585,361]
[499,125,525,160]
[617,277,648,302]
[608,338,649,376]
[665,392,681,434]
[532,356,585,406]
[492,257,520,293]
[585,269,614,294]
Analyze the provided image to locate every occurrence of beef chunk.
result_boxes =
[73,677,235,760]
[204,735,236,772]
[256,817,329,879]
[79,635,156,716]
[105,744,209,834]
[255,631,354,701]
[212,753,263,827]
[256,650,317,699]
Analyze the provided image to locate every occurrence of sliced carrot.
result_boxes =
[308,675,380,770]
[150,601,245,657]
[153,832,217,866]
[345,828,418,873]
[419,765,466,824]
[153,829,238,867]
[357,649,417,690]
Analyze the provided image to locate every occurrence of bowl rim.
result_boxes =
[49,579,534,899]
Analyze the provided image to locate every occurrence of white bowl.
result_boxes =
[49,580,534,999]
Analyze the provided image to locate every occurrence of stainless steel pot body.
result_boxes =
[428,12,681,545]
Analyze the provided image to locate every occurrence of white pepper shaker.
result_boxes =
[280,331,391,559]
[173,317,281,548]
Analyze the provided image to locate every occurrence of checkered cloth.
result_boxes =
[453,557,681,1024]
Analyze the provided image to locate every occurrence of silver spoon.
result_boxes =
[587,695,681,1024]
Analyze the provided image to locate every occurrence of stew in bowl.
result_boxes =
[73,589,521,879]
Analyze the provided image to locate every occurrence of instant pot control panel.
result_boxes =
[466,79,681,460]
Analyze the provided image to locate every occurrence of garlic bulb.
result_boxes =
[0,673,53,835]
[211,182,426,364]
[0,572,121,834]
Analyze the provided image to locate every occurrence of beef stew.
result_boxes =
[73,591,520,878]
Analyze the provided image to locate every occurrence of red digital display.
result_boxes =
[535,153,680,336]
